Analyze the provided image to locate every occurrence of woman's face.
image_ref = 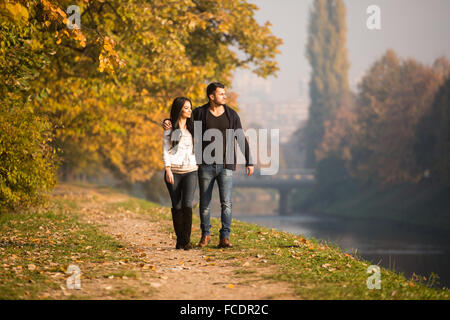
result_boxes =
[180,100,192,119]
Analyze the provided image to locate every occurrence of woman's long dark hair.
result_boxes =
[169,97,195,150]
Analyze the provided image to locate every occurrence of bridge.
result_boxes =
[233,168,316,215]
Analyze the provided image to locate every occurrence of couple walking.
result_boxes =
[162,82,254,250]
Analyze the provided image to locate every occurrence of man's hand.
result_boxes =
[246,165,254,177]
[162,119,172,130]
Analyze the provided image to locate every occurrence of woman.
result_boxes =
[162,97,198,250]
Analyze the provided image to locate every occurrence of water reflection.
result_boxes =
[234,213,450,288]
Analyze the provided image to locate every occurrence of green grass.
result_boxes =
[199,217,450,299]
[124,189,448,299]
[2,183,449,300]
[144,201,449,300]
[103,270,138,279]
[0,198,134,299]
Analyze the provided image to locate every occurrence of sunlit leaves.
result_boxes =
[98,36,124,73]
[1,2,29,25]
[0,107,57,212]
[2,0,281,190]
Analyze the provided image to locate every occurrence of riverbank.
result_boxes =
[1,183,449,299]
[290,178,450,235]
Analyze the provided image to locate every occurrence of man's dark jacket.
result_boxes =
[192,103,253,171]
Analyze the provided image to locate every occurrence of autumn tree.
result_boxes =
[351,50,450,186]
[304,0,350,168]
[33,0,282,182]
[415,76,450,186]
[1,0,281,209]
[0,0,88,210]
[315,92,356,167]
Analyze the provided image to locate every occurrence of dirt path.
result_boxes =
[51,184,300,300]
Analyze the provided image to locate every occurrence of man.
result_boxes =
[163,82,254,248]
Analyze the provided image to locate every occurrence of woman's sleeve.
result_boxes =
[162,129,172,167]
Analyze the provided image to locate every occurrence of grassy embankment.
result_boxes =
[291,179,450,234]
[1,183,449,299]
[0,195,149,299]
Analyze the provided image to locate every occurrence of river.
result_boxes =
[232,212,450,289]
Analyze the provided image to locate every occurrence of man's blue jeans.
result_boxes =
[198,164,233,239]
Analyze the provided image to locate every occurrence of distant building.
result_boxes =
[233,72,310,143]
[239,99,309,144]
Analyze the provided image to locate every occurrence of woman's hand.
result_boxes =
[165,167,174,184]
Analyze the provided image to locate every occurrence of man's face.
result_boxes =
[210,87,227,106]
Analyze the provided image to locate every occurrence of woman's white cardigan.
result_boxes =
[162,128,197,171]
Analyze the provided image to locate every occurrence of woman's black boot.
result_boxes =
[171,208,184,249]
[182,207,193,250]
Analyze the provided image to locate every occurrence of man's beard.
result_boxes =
[213,99,225,107]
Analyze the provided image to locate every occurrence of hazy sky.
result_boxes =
[233,0,450,102]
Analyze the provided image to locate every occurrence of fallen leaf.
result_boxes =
[150,282,162,288]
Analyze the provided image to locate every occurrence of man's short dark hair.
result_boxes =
[206,82,225,100]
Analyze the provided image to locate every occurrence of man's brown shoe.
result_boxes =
[198,235,211,247]
[217,238,232,248]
